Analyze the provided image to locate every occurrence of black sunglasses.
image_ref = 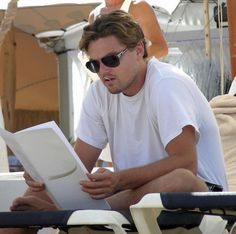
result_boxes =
[86,48,128,73]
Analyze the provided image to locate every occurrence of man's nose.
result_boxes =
[99,62,111,75]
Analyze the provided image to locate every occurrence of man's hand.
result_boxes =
[23,172,45,192]
[80,168,120,199]
[10,195,58,211]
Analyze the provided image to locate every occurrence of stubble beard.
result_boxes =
[107,75,138,96]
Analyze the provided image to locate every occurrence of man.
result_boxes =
[10,9,227,213]
[87,0,168,165]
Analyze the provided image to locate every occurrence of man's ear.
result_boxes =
[135,41,145,58]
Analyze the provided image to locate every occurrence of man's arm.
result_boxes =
[117,125,198,190]
[74,138,102,172]
[80,125,198,199]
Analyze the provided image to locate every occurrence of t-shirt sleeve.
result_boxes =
[153,78,200,148]
[75,84,108,149]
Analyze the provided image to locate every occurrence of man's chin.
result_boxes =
[107,88,122,94]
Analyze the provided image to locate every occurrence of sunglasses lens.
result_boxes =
[86,54,121,73]
[86,60,100,73]
[102,55,120,67]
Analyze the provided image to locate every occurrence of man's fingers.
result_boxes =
[90,194,107,199]
[94,167,107,173]
[25,181,45,192]
[81,184,113,198]
[80,180,111,189]
[23,171,32,180]
[86,169,111,181]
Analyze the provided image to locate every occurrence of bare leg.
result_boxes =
[107,168,209,210]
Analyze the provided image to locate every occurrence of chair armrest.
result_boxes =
[68,210,130,234]
[130,192,236,234]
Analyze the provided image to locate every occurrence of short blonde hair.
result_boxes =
[79,10,148,58]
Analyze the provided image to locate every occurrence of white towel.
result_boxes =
[210,94,236,191]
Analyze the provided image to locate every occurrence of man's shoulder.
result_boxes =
[147,58,175,80]
[148,58,190,80]
[146,58,195,95]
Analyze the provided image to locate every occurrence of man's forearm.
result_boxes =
[115,155,197,191]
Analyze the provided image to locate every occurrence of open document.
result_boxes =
[0,121,110,210]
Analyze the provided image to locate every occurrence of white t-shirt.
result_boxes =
[76,58,228,191]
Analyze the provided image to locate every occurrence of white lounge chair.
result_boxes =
[130,192,236,234]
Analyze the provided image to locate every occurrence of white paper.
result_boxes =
[0,121,110,210]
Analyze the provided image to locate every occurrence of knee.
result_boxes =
[172,168,194,183]
[146,168,206,192]
[131,168,208,201]
[167,168,207,192]
[171,168,195,180]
